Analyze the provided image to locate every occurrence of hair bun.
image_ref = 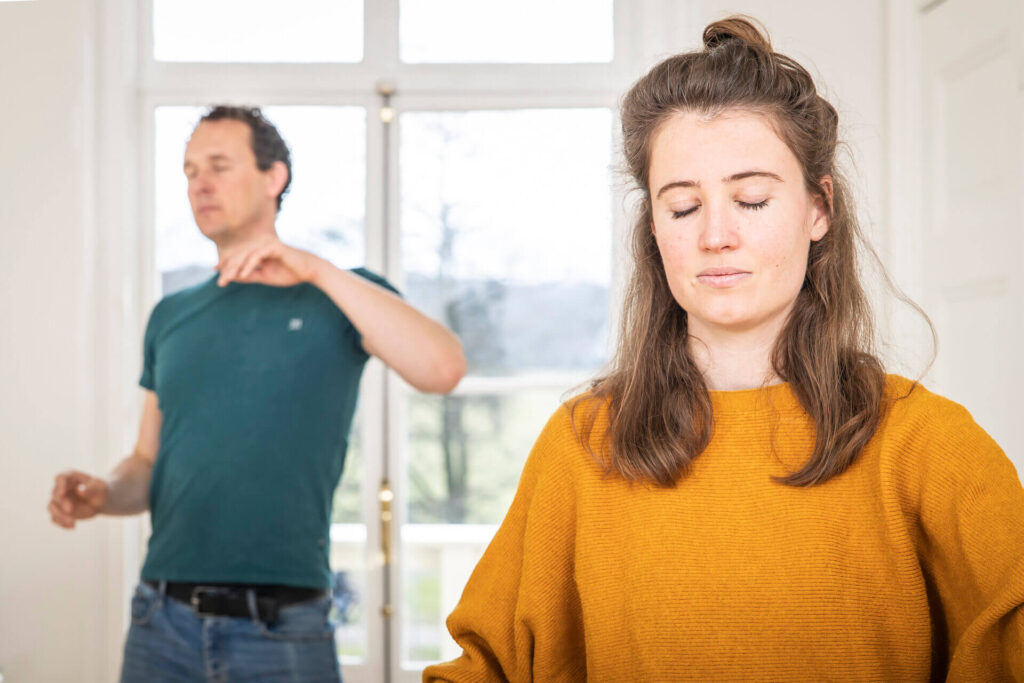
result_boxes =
[702,16,772,53]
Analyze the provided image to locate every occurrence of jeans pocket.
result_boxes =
[129,583,161,626]
[257,595,336,642]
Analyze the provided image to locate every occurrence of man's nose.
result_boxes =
[190,174,214,195]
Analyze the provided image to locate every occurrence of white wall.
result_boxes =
[0,1,891,680]
[0,0,127,680]
[675,1,888,242]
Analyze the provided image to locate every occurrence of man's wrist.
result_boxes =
[96,477,113,514]
[306,254,336,288]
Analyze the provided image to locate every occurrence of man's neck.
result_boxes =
[213,224,277,263]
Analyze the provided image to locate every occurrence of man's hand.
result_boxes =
[216,238,322,288]
[48,471,108,529]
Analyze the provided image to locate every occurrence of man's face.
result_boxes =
[183,119,279,241]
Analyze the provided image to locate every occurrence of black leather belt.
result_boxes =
[147,581,327,624]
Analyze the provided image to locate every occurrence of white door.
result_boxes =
[919,0,1024,468]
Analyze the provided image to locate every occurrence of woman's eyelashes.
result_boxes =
[670,198,770,219]
[672,206,699,219]
[737,199,769,211]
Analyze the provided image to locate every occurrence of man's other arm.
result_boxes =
[48,390,161,528]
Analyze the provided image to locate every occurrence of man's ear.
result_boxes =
[810,175,832,241]
[265,161,289,200]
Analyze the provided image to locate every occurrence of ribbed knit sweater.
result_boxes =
[423,376,1024,681]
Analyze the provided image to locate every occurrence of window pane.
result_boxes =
[405,391,563,525]
[153,0,363,63]
[398,108,613,669]
[332,410,366,661]
[402,389,566,665]
[400,0,613,63]
[155,106,366,294]
[329,525,368,664]
[399,108,614,376]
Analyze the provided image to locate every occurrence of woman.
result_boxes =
[424,17,1024,681]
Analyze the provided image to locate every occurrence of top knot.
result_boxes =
[702,16,773,53]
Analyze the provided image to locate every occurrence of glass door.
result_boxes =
[391,106,615,678]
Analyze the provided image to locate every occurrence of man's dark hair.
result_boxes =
[199,105,292,211]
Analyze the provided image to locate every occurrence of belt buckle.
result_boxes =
[189,586,223,618]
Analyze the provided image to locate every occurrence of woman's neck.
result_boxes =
[687,321,784,391]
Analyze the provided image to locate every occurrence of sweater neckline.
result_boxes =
[708,381,802,415]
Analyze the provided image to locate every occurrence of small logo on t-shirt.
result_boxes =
[288,318,303,331]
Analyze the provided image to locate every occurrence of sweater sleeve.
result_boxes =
[912,400,1024,678]
[423,406,587,683]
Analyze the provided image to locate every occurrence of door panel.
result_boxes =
[921,0,1023,467]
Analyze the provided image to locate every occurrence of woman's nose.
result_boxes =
[697,201,739,252]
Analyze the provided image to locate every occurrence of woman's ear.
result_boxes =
[810,175,833,241]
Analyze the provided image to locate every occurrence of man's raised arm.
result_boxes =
[216,239,467,393]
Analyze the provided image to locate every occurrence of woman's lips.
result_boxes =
[696,269,751,288]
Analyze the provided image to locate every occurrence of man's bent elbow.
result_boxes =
[435,349,467,394]
[420,347,466,394]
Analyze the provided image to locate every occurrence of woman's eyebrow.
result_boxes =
[656,170,784,199]
[724,170,783,183]
[656,179,699,198]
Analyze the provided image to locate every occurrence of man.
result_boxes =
[47,106,466,681]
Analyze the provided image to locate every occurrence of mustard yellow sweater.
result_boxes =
[423,376,1024,681]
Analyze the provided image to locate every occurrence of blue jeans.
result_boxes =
[120,581,342,683]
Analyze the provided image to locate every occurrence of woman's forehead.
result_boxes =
[648,110,800,187]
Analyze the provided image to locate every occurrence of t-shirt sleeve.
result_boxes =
[350,267,401,297]
[138,301,163,391]
[346,267,403,359]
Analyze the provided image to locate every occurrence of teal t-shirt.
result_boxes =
[138,268,396,589]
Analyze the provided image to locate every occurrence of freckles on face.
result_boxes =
[647,110,826,335]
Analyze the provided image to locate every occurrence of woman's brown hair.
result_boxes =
[575,16,891,487]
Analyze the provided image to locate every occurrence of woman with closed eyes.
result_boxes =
[424,16,1024,681]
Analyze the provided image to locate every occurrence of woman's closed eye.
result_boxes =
[671,206,699,219]
[671,198,769,219]
[737,199,769,211]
